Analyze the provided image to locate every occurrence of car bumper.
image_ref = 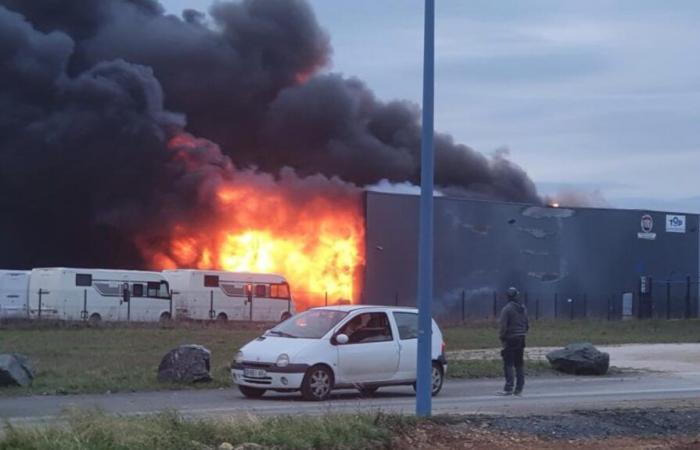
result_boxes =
[231,363,308,390]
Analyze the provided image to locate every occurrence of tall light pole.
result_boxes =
[415,0,435,417]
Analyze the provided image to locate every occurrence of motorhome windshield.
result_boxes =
[269,309,347,339]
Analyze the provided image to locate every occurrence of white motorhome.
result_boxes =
[28,268,173,323]
[0,270,30,319]
[163,270,294,322]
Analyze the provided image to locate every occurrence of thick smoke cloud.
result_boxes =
[0,0,540,269]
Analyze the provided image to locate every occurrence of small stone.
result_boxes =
[218,443,234,450]
[157,344,212,383]
[0,353,35,387]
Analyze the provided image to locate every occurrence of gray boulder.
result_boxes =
[0,353,36,387]
[157,345,212,383]
[546,343,610,375]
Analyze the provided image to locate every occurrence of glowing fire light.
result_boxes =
[142,134,365,311]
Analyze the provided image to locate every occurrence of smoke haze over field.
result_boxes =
[0,0,541,269]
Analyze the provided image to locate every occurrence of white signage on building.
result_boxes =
[665,214,686,233]
[638,214,656,240]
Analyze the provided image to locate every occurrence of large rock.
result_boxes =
[157,345,212,383]
[0,353,36,387]
[546,343,610,375]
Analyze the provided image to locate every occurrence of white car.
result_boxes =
[231,305,447,401]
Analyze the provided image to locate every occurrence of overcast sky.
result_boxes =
[163,0,699,213]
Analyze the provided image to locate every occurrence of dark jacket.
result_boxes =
[499,300,529,341]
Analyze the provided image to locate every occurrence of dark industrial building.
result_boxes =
[361,191,700,322]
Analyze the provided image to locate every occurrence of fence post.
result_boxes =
[82,289,88,321]
[461,290,465,323]
[554,293,558,319]
[569,298,574,321]
[666,281,671,320]
[493,291,497,319]
[685,276,691,319]
[38,289,43,319]
[209,290,214,320]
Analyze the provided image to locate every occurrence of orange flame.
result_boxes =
[142,134,365,311]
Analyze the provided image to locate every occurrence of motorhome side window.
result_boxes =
[75,273,92,286]
[204,275,219,287]
[147,281,168,298]
[270,283,290,299]
[132,283,144,297]
[255,284,267,297]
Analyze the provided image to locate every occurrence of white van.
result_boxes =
[28,268,172,323]
[163,269,294,322]
[0,270,30,319]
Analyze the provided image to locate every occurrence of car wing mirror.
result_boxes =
[335,333,349,345]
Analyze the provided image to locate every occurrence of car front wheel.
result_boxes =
[412,362,444,396]
[301,365,333,401]
[238,385,266,398]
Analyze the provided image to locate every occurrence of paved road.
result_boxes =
[3,372,700,426]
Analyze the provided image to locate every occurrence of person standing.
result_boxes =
[498,287,529,396]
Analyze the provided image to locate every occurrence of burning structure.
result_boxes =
[0,0,543,310]
[362,192,700,321]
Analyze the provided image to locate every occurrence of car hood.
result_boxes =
[240,336,319,363]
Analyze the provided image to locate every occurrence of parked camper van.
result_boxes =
[0,270,30,319]
[28,268,172,323]
[163,270,294,322]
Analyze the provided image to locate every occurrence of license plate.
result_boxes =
[244,368,267,378]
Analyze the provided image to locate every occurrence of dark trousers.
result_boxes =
[501,336,525,392]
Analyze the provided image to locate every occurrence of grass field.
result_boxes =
[1,319,698,395]
[0,410,405,450]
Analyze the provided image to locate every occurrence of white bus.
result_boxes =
[0,270,30,319]
[28,268,173,323]
[163,270,294,322]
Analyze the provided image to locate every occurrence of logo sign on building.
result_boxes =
[638,214,656,240]
[665,214,686,233]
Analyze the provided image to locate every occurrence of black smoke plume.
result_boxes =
[0,0,540,269]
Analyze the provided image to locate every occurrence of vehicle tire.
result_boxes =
[280,311,292,322]
[216,312,228,322]
[412,362,445,397]
[359,386,379,397]
[301,365,333,401]
[238,385,266,399]
[159,312,172,323]
[88,313,102,325]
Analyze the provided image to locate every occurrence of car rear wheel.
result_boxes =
[238,385,266,398]
[412,362,444,396]
[301,365,333,401]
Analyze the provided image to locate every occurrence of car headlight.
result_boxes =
[276,353,289,368]
[234,351,244,363]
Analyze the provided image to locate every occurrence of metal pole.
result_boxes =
[82,289,87,321]
[416,0,435,418]
[492,291,497,318]
[210,290,214,320]
[685,276,691,319]
[38,289,43,319]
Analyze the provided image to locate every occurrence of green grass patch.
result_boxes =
[447,359,554,379]
[443,319,700,351]
[0,410,406,450]
[1,319,698,395]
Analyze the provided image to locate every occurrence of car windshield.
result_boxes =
[268,309,348,339]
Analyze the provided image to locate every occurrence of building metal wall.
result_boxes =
[362,191,700,322]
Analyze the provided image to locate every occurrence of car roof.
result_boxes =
[311,305,418,313]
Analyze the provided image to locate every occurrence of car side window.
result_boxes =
[339,312,393,344]
[393,312,419,340]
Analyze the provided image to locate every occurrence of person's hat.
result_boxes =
[506,286,519,300]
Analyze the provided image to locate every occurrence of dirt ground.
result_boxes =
[393,408,700,449]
